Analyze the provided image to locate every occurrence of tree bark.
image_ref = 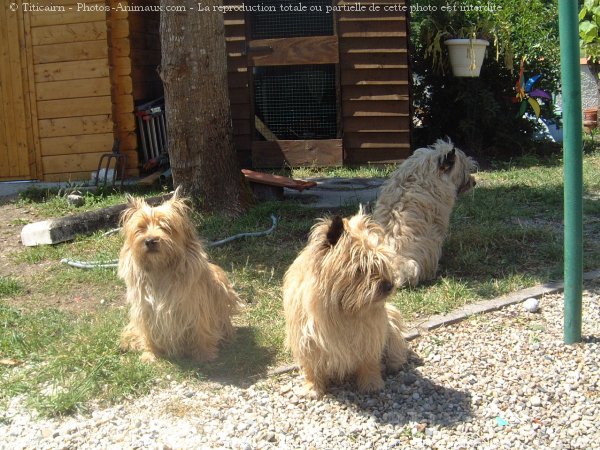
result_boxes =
[159,0,246,215]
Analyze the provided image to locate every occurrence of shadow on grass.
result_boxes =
[171,326,277,387]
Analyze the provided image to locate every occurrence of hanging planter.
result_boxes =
[444,39,489,77]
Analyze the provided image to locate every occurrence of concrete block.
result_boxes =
[20,194,171,246]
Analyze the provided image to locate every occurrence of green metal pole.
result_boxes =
[559,0,583,344]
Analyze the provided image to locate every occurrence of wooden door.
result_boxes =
[246,0,343,168]
[0,4,36,180]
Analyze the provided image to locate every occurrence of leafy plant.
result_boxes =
[411,0,560,157]
[580,0,600,62]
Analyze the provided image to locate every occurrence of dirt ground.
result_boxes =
[0,201,43,277]
[0,199,124,314]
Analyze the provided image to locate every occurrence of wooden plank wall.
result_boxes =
[0,2,37,180]
[224,0,252,167]
[29,0,120,181]
[337,0,411,164]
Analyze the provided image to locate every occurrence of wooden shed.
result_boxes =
[0,0,410,182]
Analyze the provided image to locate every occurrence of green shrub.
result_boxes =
[411,0,560,158]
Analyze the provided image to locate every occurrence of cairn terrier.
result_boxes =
[283,210,409,397]
[118,190,241,362]
[373,139,477,286]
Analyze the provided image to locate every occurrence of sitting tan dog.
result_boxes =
[118,190,241,362]
[283,210,409,397]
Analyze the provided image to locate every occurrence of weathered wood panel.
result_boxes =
[248,36,339,67]
[36,77,111,100]
[37,96,113,119]
[40,133,114,157]
[33,40,108,64]
[26,5,118,180]
[337,1,411,164]
[38,115,113,138]
[225,2,250,163]
[31,21,107,45]
[34,58,110,82]
[0,3,35,180]
[252,140,343,168]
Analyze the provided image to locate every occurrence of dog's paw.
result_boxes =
[357,375,384,393]
[302,381,325,399]
[140,351,157,363]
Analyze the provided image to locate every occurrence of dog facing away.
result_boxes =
[283,210,409,397]
[118,190,241,363]
[373,139,477,286]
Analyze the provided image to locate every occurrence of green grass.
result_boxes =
[0,277,24,298]
[2,151,600,416]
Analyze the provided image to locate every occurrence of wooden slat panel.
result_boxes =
[40,132,114,157]
[33,40,108,64]
[344,116,410,132]
[34,58,109,82]
[42,150,138,175]
[248,36,339,67]
[31,21,106,45]
[114,94,134,115]
[116,113,136,132]
[338,20,406,38]
[233,119,251,135]
[340,37,407,53]
[113,75,133,96]
[345,147,411,165]
[344,132,410,148]
[30,5,107,27]
[342,84,409,100]
[341,51,408,69]
[38,114,113,138]
[227,72,249,89]
[36,77,111,100]
[341,69,409,85]
[37,96,113,119]
[252,139,343,168]
[0,4,33,179]
[342,100,409,116]
[338,10,406,21]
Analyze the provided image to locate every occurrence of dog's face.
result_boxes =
[120,193,196,269]
[311,211,396,313]
[436,145,478,196]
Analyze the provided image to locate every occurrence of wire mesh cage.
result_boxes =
[253,64,337,140]
[249,0,334,39]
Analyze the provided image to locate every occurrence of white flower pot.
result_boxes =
[445,39,489,77]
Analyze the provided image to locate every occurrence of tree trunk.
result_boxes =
[159,0,246,215]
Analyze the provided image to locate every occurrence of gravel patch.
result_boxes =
[2,281,599,449]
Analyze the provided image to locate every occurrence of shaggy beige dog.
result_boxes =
[373,139,477,286]
[283,210,409,397]
[118,190,241,362]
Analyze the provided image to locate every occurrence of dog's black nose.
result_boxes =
[144,237,159,249]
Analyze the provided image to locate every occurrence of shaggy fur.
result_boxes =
[373,139,477,286]
[118,190,241,362]
[283,210,409,397]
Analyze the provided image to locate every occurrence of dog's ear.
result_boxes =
[326,215,345,247]
[439,148,456,173]
[125,194,145,211]
[120,195,142,226]
[172,185,183,200]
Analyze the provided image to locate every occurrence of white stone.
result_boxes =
[523,297,540,313]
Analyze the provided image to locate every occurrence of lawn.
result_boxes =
[2,151,600,416]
